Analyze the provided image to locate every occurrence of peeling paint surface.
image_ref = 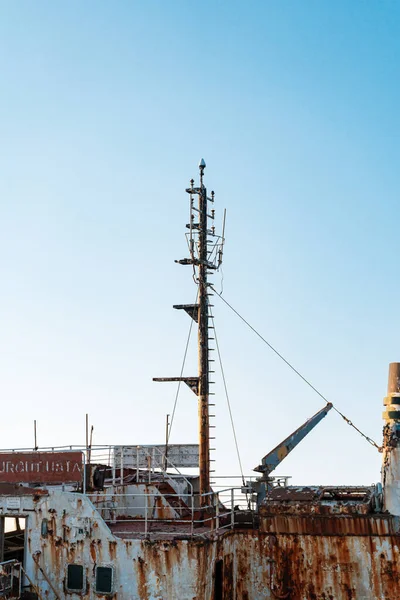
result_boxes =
[1,490,400,599]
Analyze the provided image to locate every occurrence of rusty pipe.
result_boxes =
[32,554,62,600]
[21,565,46,600]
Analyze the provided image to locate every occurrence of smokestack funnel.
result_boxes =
[382,363,400,514]
[387,363,400,394]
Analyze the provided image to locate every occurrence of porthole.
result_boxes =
[95,566,113,595]
[66,564,84,593]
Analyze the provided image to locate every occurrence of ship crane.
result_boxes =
[252,403,333,504]
[154,160,225,507]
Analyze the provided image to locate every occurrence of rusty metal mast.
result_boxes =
[196,159,211,503]
[154,160,225,506]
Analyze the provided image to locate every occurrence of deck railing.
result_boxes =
[0,444,291,539]
[0,560,21,599]
[85,485,255,539]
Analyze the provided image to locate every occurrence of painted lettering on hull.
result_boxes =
[0,452,83,484]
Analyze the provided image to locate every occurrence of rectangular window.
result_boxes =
[95,566,113,595]
[41,518,48,538]
[66,564,84,592]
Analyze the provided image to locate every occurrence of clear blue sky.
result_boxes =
[0,1,399,485]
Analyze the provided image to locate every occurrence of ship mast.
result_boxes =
[197,159,211,503]
[154,160,225,507]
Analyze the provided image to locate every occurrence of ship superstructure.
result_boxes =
[0,162,399,599]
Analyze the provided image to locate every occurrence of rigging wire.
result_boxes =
[210,285,381,452]
[208,302,246,487]
[167,291,199,443]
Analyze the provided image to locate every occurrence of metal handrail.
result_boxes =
[109,445,195,525]
[128,445,194,496]
[82,485,254,539]
[0,559,22,598]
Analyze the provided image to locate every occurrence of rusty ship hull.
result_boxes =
[1,484,399,600]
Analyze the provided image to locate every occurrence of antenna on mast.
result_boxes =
[34,420,38,451]
[154,160,226,507]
